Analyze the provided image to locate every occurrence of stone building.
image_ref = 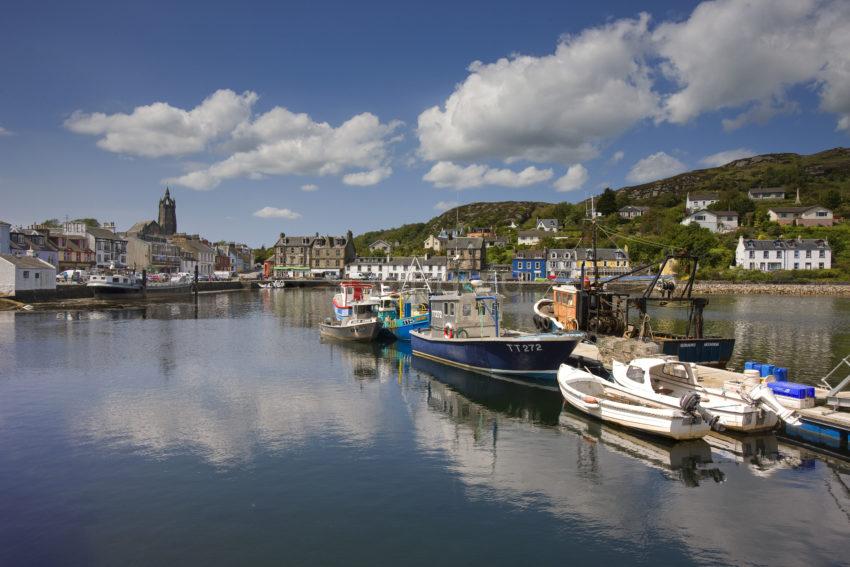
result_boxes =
[158,188,177,236]
[273,231,354,278]
[443,236,486,281]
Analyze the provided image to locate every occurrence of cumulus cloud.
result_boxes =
[609,151,625,164]
[434,201,460,211]
[342,166,392,186]
[253,207,302,219]
[301,183,319,192]
[423,161,553,189]
[167,111,401,190]
[553,164,589,192]
[417,15,658,165]
[65,89,257,157]
[626,152,687,183]
[655,0,850,131]
[699,148,756,168]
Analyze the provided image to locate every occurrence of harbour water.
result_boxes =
[1,289,849,566]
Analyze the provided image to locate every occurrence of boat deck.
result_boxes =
[570,341,850,455]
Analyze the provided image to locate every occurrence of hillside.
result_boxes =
[353,147,850,280]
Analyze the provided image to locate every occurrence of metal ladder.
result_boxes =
[821,355,850,409]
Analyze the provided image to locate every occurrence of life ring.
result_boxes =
[443,323,454,339]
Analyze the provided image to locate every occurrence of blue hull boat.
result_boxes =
[382,313,431,341]
[410,330,584,386]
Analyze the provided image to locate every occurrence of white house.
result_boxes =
[748,187,786,200]
[369,239,393,254]
[64,223,128,268]
[736,236,831,271]
[536,218,560,232]
[767,206,834,227]
[547,248,579,276]
[423,235,442,252]
[681,210,739,233]
[0,220,10,255]
[685,192,719,212]
[0,253,57,296]
[345,256,447,281]
[618,205,649,219]
[518,230,549,246]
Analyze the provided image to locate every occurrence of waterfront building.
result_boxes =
[767,206,834,227]
[512,250,547,281]
[273,232,352,278]
[547,248,579,278]
[214,248,232,274]
[158,188,177,236]
[735,236,831,271]
[71,224,128,268]
[44,224,96,270]
[443,236,486,281]
[748,187,786,201]
[171,234,215,276]
[517,230,548,246]
[9,228,59,266]
[0,252,56,296]
[570,247,630,279]
[125,232,183,273]
[618,205,649,219]
[685,192,719,212]
[681,210,739,233]
[0,220,9,254]
[536,218,560,232]
[345,255,447,281]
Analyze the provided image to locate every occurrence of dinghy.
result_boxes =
[609,357,800,432]
[557,365,712,440]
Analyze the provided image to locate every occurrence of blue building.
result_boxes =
[512,249,547,281]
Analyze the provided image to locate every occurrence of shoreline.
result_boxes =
[692,281,850,296]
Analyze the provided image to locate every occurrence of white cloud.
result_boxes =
[699,148,756,168]
[655,0,850,131]
[167,110,400,190]
[553,164,589,192]
[721,98,798,131]
[342,166,392,186]
[626,152,687,183]
[253,207,302,220]
[434,201,460,211]
[301,183,319,192]
[417,15,658,164]
[609,151,624,164]
[65,89,258,157]
[0,126,12,136]
[423,161,553,189]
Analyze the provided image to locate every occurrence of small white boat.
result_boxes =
[319,300,381,342]
[87,273,143,298]
[557,364,711,440]
[609,357,800,431]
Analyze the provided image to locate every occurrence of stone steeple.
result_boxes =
[158,187,177,236]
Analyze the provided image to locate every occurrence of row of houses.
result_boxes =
[512,247,631,281]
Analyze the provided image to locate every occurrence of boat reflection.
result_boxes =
[705,431,816,476]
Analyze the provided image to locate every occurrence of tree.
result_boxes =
[596,188,618,216]
[72,218,100,228]
[824,189,842,210]
[40,218,61,227]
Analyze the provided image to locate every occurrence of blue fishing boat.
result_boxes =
[410,289,584,387]
[374,286,431,341]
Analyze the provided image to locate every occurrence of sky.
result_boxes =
[1,0,849,247]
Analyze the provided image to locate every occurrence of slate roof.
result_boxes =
[514,250,547,259]
[442,237,484,249]
[87,227,126,240]
[0,254,55,269]
[537,218,560,230]
[689,209,738,217]
[578,247,628,261]
[741,238,830,251]
[769,206,829,214]
[619,205,650,212]
[748,187,785,195]
[517,230,549,238]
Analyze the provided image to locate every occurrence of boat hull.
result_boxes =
[88,283,144,299]
[657,337,735,367]
[382,313,431,341]
[320,320,381,342]
[410,330,584,385]
[558,366,710,440]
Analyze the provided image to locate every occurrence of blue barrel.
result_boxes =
[744,361,756,370]
[774,367,788,381]
[760,364,775,378]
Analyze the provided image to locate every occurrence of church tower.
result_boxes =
[158,187,177,236]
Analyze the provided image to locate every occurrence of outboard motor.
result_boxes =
[747,384,802,426]
[680,392,724,431]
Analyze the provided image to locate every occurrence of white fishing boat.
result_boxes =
[319,299,381,342]
[557,364,711,440]
[609,357,800,432]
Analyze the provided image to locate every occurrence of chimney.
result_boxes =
[25,247,36,257]
[102,222,116,233]
[795,187,801,205]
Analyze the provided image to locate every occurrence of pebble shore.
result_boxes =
[693,281,850,296]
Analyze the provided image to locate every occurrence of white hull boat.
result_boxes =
[609,358,800,432]
[557,365,711,440]
[319,317,381,342]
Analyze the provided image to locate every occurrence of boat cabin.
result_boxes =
[335,281,374,307]
[616,358,699,396]
[88,274,137,286]
[429,292,499,338]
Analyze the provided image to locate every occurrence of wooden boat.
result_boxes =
[410,289,584,387]
[557,364,711,440]
[609,357,800,431]
[532,254,735,367]
[319,300,381,342]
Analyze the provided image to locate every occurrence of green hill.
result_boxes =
[354,147,850,281]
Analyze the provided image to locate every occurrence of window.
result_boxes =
[819,262,825,269]
[34,273,40,279]
[819,250,825,258]
[805,263,811,269]
[749,251,754,259]
[526,261,532,269]
[794,250,799,258]
[794,263,799,270]
[23,270,29,278]
[775,251,781,259]
[462,303,471,317]
[626,366,645,384]
[695,215,705,221]
[534,262,540,269]
[763,251,769,258]
[805,250,811,258]
[817,211,827,217]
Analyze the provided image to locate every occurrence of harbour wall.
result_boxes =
[11,280,248,303]
[692,281,850,296]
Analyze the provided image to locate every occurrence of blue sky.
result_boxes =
[1,0,849,246]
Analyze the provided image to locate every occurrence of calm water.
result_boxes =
[1,289,849,566]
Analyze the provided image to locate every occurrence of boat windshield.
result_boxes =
[656,362,693,383]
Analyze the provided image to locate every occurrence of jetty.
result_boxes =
[570,341,850,458]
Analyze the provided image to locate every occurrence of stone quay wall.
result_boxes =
[692,281,850,296]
